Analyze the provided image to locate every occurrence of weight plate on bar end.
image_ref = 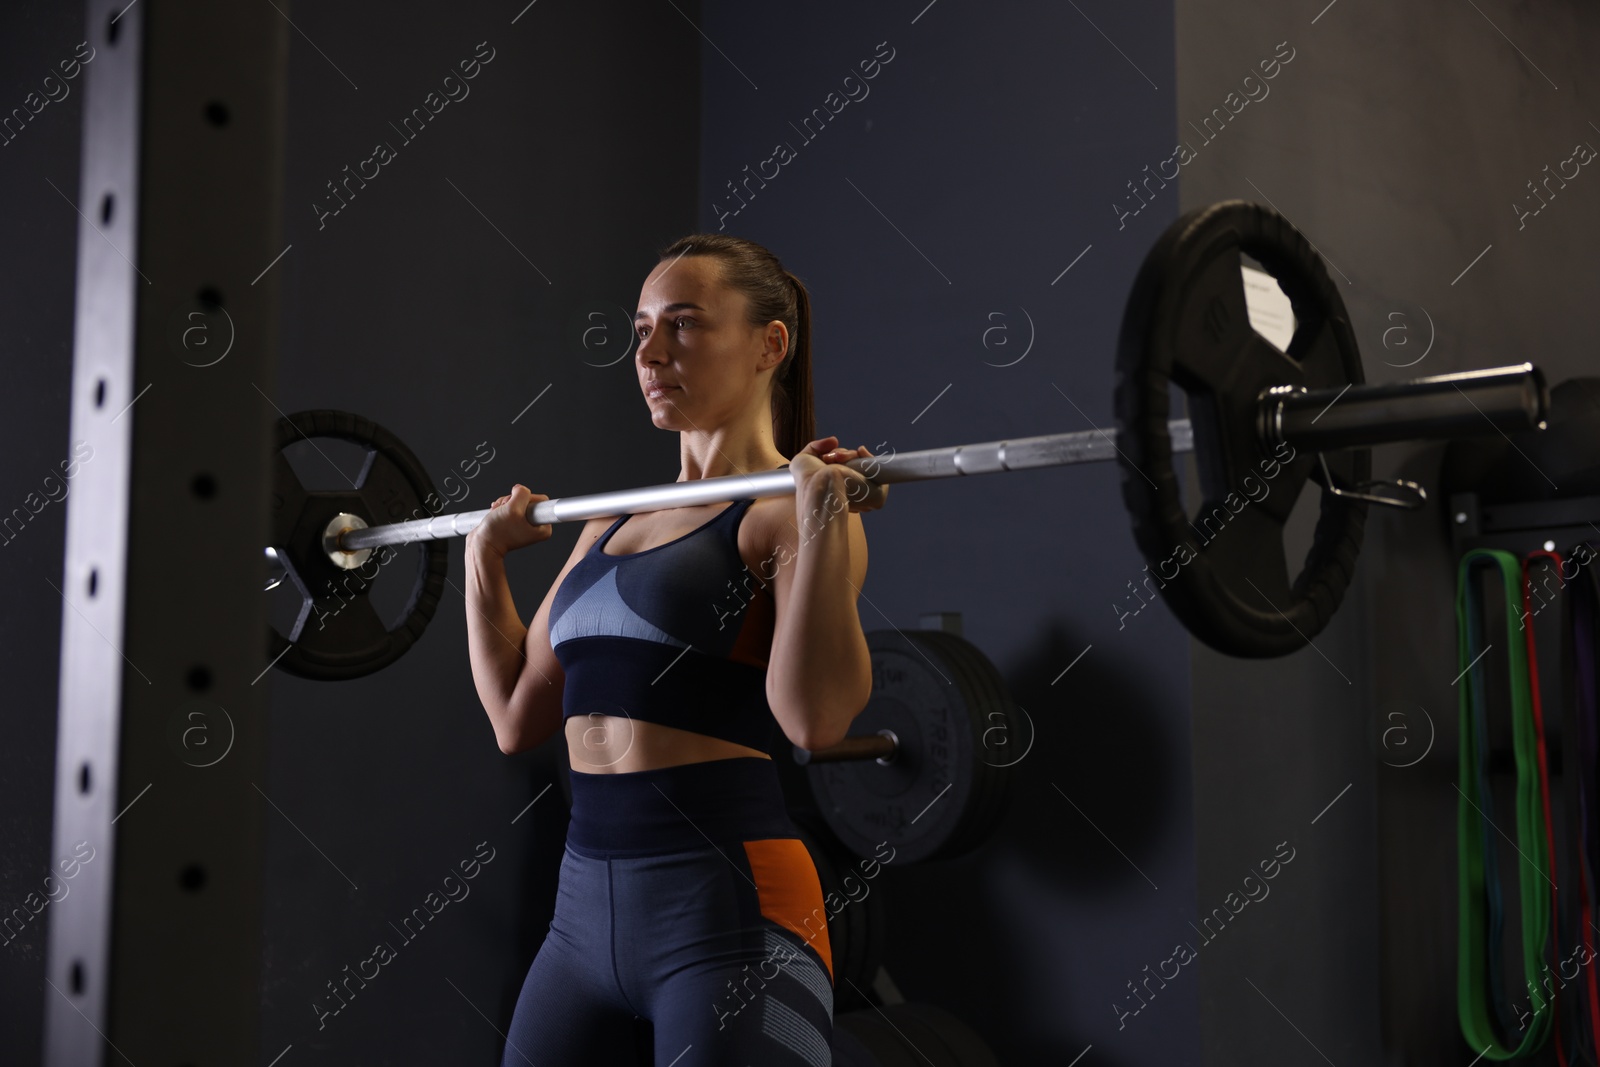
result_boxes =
[1114,200,1369,658]
[892,629,1011,862]
[268,410,449,680]
[907,630,1017,859]
[807,630,1012,865]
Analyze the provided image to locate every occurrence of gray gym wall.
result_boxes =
[1175,4,1600,1066]
[3,2,1596,1066]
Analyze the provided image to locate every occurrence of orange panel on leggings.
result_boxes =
[742,838,833,983]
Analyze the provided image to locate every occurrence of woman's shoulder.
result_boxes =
[735,496,788,572]
[735,493,868,565]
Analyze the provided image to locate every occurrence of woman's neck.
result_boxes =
[677,430,787,481]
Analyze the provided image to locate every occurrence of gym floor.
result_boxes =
[2,1,1598,1065]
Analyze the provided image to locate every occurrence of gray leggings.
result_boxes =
[502,759,835,1066]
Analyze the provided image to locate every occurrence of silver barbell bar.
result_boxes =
[332,419,1194,559]
[309,364,1543,568]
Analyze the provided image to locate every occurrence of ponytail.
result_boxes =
[773,271,816,459]
[653,235,816,458]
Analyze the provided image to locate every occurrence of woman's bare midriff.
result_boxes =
[563,715,772,774]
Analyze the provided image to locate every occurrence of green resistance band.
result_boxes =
[1457,548,1550,1059]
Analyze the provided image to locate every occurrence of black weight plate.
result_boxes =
[910,631,1017,860]
[949,636,1021,853]
[268,410,448,680]
[807,631,988,865]
[901,631,1003,861]
[1115,200,1369,657]
[966,642,1022,857]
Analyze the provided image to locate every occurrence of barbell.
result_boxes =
[264,200,1548,678]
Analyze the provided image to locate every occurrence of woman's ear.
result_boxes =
[761,320,790,369]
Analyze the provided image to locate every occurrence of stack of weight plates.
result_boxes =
[807,629,1017,865]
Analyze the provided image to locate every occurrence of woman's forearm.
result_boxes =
[766,508,871,750]
[465,541,531,750]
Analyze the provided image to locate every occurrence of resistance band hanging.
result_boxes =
[1522,550,1575,1066]
[1467,557,1520,1038]
[1458,548,1551,1060]
[1566,547,1600,1060]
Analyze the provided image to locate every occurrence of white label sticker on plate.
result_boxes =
[1241,264,1297,354]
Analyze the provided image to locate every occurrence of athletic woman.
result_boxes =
[465,234,886,1066]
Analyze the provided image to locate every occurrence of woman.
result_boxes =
[465,233,886,1066]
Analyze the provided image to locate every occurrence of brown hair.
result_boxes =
[654,234,815,458]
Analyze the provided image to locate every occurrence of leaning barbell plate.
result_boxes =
[1114,200,1369,658]
[909,630,1017,859]
[267,410,449,680]
[894,630,1006,860]
[807,630,995,865]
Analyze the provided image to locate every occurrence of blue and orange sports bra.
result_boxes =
[547,494,779,753]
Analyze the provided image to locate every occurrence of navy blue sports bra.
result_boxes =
[547,495,779,752]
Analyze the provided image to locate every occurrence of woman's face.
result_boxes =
[633,256,787,434]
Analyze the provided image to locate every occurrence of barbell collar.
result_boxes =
[321,513,372,570]
[1259,363,1547,453]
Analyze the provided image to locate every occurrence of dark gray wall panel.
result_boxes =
[1175,4,1600,1065]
